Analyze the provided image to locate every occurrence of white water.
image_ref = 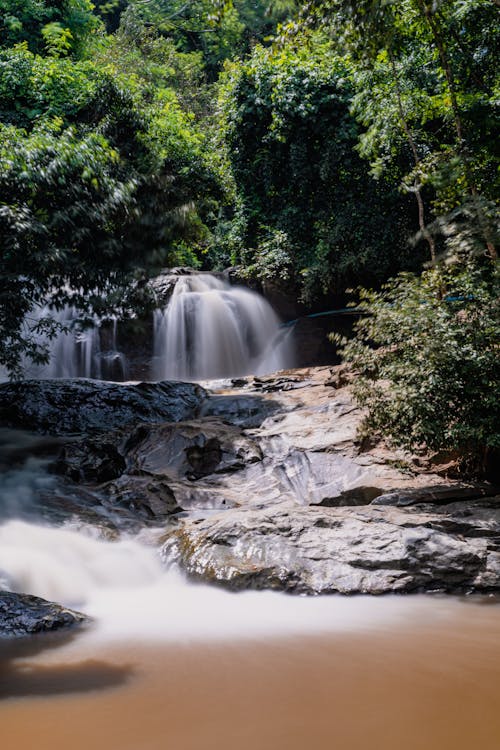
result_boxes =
[0,518,432,644]
[0,306,129,382]
[23,306,101,379]
[153,275,295,381]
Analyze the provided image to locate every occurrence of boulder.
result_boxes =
[371,484,498,507]
[53,438,126,483]
[162,499,500,595]
[0,591,87,638]
[0,379,206,435]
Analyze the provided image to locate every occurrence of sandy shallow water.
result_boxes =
[1,596,500,750]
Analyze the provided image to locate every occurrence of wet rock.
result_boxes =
[53,439,126,483]
[0,429,63,470]
[124,420,262,481]
[0,591,87,638]
[372,484,499,507]
[312,486,385,507]
[149,269,226,307]
[105,475,183,520]
[162,499,500,595]
[35,479,120,532]
[148,272,179,307]
[201,394,282,428]
[0,379,206,435]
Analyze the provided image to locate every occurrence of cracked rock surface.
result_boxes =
[3,367,498,596]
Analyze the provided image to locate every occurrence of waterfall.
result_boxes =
[98,318,129,382]
[23,306,100,379]
[153,275,295,381]
[16,307,128,381]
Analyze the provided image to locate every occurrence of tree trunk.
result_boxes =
[389,54,436,263]
[414,0,497,260]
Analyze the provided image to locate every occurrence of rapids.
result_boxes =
[0,516,424,643]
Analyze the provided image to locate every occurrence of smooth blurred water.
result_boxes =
[153,275,295,381]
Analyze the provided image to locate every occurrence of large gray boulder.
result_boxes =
[162,499,500,595]
[0,591,87,638]
[0,379,206,434]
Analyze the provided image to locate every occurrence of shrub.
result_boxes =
[337,263,500,475]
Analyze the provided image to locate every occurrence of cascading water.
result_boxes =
[8,307,129,381]
[0,442,412,643]
[25,306,101,379]
[0,518,412,642]
[153,274,295,381]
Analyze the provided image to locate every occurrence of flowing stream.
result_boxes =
[1,463,500,750]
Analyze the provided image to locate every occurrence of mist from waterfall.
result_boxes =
[153,275,295,381]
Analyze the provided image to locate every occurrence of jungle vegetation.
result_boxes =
[0,0,498,468]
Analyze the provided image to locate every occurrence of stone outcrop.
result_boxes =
[3,366,498,598]
[0,379,206,434]
[0,591,87,638]
[163,497,500,594]
[153,367,499,594]
[162,499,500,595]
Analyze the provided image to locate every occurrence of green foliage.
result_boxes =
[0,0,100,57]
[95,21,208,116]
[309,0,500,259]
[122,0,244,78]
[0,31,221,375]
[92,0,129,33]
[336,263,500,472]
[121,0,300,77]
[239,228,294,282]
[217,39,420,300]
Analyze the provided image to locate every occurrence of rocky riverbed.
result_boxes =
[0,367,499,635]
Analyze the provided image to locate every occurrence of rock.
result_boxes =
[37,367,462,523]
[0,591,87,638]
[162,499,500,595]
[0,379,206,435]
[201,393,282,428]
[149,269,226,307]
[312,485,385,507]
[290,317,341,368]
[0,429,63,470]
[105,475,183,520]
[371,484,499,507]
[6,365,497,598]
[124,420,263,481]
[53,439,126,483]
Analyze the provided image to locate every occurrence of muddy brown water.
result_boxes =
[1,597,500,750]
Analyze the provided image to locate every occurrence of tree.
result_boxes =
[216,38,421,300]
[336,262,500,476]
[0,0,99,57]
[307,0,499,261]
[0,34,221,376]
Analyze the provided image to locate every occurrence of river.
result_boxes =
[1,544,500,750]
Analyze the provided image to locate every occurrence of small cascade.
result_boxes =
[153,274,295,381]
[20,307,128,381]
[99,319,129,382]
